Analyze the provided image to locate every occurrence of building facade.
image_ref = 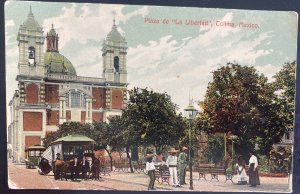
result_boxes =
[8,7,128,162]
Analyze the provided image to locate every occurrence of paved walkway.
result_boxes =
[8,162,291,192]
[103,171,291,192]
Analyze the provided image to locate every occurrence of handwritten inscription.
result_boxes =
[144,17,259,29]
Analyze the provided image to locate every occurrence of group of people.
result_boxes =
[235,151,260,187]
[145,148,261,190]
[145,146,189,190]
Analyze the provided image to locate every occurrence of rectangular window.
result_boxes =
[71,91,81,108]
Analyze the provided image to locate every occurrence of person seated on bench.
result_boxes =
[236,156,247,185]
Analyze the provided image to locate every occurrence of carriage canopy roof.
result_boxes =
[51,135,95,144]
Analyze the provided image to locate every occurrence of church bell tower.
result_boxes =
[102,19,128,83]
[17,6,45,77]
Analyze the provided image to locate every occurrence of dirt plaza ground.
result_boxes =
[8,161,291,192]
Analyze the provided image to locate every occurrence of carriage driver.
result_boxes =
[56,153,61,160]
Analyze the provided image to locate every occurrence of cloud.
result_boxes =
[40,4,150,78]
[42,4,124,49]
[42,4,149,50]
[70,44,102,77]
[127,12,275,110]
[123,6,149,22]
[5,3,295,116]
[255,64,282,82]
[5,19,15,28]
[5,20,16,46]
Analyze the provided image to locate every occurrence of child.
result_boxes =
[236,156,247,185]
[145,153,156,190]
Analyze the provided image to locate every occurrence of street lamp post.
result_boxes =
[184,102,198,190]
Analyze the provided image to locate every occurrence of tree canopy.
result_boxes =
[122,87,185,151]
[196,62,286,157]
[273,61,296,132]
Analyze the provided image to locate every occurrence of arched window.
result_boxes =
[65,90,87,108]
[114,56,119,72]
[28,47,35,65]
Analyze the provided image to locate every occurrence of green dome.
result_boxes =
[44,52,77,76]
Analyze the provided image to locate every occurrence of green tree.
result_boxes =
[273,62,296,133]
[123,87,185,152]
[196,63,285,157]
[203,134,225,164]
[93,121,117,171]
[111,115,138,173]
[107,116,134,172]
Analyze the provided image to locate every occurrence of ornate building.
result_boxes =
[7,7,128,162]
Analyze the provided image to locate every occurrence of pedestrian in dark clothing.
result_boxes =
[248,151,260,187]
[178,146,188,185]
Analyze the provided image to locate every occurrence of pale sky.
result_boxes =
[5,1,298,122]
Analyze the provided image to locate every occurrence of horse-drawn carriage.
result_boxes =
[25,145,46,169]
[39,134,101,180]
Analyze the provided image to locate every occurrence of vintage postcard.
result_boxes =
[5,0,297,192]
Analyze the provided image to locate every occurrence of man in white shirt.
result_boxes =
[145,153,156,190]
[166,148,180,187]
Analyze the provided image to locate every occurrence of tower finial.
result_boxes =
[112,10,116,26]
[28,4,34,17]
[188,91,193,106]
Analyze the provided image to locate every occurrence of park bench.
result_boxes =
[113,161,123,172]
[195,165,211,180]
[133,162,146,174]
[195,164,232,182]
[154,165,170,185]
[113,161,132,173]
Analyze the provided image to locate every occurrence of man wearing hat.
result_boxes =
[166,148,180,187]
[56,153,61,160]
[178,146,188,185]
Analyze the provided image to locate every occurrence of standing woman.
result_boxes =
[145,153,156,190]
[248,151,260,187]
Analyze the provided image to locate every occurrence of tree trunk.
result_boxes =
[126,146,134,173]
[105,148,113,171]
[155,145,159,154]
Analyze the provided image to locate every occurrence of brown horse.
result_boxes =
[53,159,76,180]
